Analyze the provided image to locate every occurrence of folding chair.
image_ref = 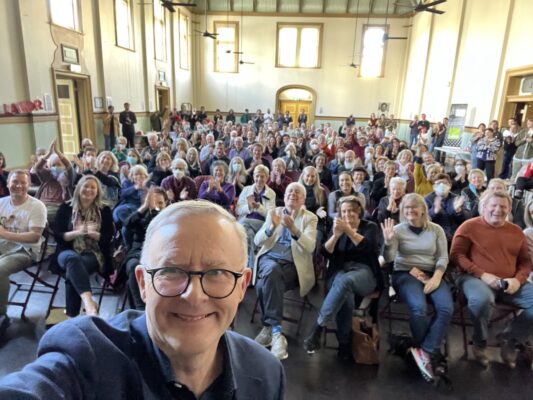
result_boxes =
[8,226,61,320]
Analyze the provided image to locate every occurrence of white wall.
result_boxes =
[193,14,409,117]
[401,0,532,126]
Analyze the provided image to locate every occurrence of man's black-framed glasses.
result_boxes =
[143,266,245,299]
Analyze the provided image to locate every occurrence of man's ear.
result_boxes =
[238,268,252,302]
[135,266,148,303]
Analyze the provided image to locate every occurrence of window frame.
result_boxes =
[359,24,388,79]
[153,1,167,61]
[114,0,135,52]
[275,23,323,69]
[178,10,189,70]
[49,0,81,32]
[213,21,239,74]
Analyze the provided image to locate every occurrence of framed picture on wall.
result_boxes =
[94,97,103,109]
[61,45,79,64]
[158,70,166,83]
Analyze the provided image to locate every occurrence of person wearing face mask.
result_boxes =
[160,158,197,204]
[424,174,466,243]
[449,159,469,194]
[228,157,251,197]
[111,137,128,163]
[35,139,75,228]
[304,140,321,166]
[123,187,169,310]
[460,169,486,219]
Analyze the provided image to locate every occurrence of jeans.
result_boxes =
[104,134,116,151]
[318,263,377,345]
[456,274,533,346]
[0,248,32,314]
[126,257,144,311]
[498,150,515,179]
[240,218,265,269]
[113,204,138,247]
[477,159,496,180]
[409,133,418,149]
[255,256,299,326]
[470,144,478,169]
[57,250,99,317]
[392,271,453,354]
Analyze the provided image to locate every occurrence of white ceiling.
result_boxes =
[186,0,422,17]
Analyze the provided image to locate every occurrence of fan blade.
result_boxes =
[387,36,408,40]
[393,2,412,7]
[168,2,197,6]
[425,8,445,14]
[423,0,446,8]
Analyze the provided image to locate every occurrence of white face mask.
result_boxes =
[434,182,451,197]
[85,156,94,164]
[173,169,185,179]
[455,165,466,175]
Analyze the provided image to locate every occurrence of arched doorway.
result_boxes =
[275,85,316,127]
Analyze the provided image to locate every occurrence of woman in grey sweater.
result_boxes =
[382,193,452,382]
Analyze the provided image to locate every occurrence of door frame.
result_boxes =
[53,70,94,154]
[498,64,533,126]
[275,85,317,126]
[155,85,171,112]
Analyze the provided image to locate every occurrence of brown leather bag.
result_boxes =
[351,317,380,365]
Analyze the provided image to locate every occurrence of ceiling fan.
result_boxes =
[138,1,196,13]
[194,0,218,39]
[395,0,446,15]
[383,0,408,41]
[236,0,255,65]
[342,0,361,69]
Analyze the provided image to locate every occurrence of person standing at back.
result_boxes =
[119,102,137,147]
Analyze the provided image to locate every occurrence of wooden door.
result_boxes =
[157,87,170,112]
[57,79,80,157]
[280,100,311,126]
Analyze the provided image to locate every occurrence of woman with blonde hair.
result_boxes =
[185,147,201,178]
[461,168,486,219]
[85,151,121,209]
[228,157,251,197]
[382,193,452,381]
[50,175,114,317]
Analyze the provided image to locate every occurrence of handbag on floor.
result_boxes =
[351,317,379,365]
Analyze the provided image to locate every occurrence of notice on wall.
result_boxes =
[446,103,468,148]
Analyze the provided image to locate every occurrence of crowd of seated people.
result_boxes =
[0,108,532,385]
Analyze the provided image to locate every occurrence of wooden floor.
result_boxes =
[2,267,533,400]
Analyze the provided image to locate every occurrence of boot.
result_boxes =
[303,323,324,354]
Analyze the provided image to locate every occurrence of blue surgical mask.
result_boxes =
[127,156,137,165]
[50,166,64,178]
[232,163,242,173]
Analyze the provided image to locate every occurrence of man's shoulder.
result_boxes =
[224,330,283,379]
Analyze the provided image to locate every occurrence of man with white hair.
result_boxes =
[0,201,285,398]
[160,158,197,203]
[140,133,159,172]
[200,133,216,162]
[253,182,318,360]
[229,136,251,161]
[451,190,533,369]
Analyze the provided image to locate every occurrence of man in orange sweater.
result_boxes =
[451,190,533,369]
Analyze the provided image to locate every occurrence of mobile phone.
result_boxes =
[409,267,429,284]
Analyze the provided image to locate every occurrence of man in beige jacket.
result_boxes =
[102,105,120,150]
[253,182,317,360]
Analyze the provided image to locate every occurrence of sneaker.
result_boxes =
[271,332,288,360]
[500,339,518,369]
[430,352,448,377]
[472,345,489,368]
[303,323,324,354]
[254,326,272,347]
[410,347,434,382]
